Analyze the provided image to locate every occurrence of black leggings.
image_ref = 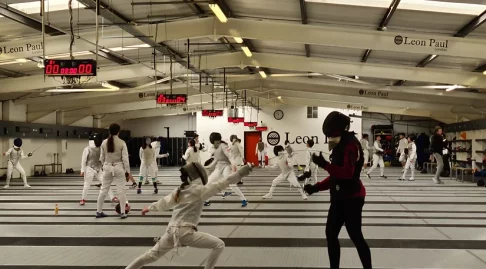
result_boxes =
[326,198,372,269]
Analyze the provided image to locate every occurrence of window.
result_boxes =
[307,106,318,118]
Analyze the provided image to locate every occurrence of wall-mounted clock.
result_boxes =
[274,110,284,120]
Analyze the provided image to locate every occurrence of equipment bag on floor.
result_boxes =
[477,179,485,187]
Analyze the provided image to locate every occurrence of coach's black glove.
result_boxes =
[312,152,329,168]
[304,184,319,195]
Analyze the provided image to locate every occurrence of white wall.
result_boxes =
[71,116,94,127]
[196,105,362,165]
[122,114,197,137]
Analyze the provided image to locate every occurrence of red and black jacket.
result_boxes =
[314,132,366,200]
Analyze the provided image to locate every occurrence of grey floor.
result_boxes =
[1,166,486,269]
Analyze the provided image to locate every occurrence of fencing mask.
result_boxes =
[13,138,22,148]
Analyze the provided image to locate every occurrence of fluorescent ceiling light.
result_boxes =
[234,37,244,44]
[47,82,120,93]
[277,96,282,99]
[46,51,92,59]
[259,70,267,79]
[107,44,151,52]
[241,46,252,57]
[483,70,486,75]
[305,0,486,16]
[209,3,228,23]
[445,85,459,92]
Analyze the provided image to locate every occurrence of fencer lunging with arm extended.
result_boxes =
[3,138,32,189]
[80,134,117,205]
[204,133,248,207]
[304,111,372,269]
[262,145,308,200]
[125,163,252,269]
[96,123,132,219]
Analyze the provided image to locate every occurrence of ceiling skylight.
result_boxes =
[0,0,85,18]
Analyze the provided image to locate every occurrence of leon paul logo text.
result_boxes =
[394,35,448,51]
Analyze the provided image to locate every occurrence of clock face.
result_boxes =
[274,110,284,120]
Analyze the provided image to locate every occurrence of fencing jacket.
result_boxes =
[373,140,384,154]
[255,142,266,153]
[148,170,247,228]
[398,138,409,154]
[100,136,130,174]
[360,139,370,152]
[230,141,244,165]
[81,146,102,173]
[305,148,318,171]
[5,148,27,165]
[139,147,155,166]
[277,152,293,174]
[213,143,231,166]
[285,144,294,156]
[183,147,200,164]
[407,142,417,160]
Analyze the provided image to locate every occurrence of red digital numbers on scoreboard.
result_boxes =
[44,59,97,76]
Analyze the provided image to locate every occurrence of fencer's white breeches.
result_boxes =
[257,151,265,165]
[267,172,305,196]
[399,152,406,163]
[401,158,416,180]
[140,162,156,181]
[363,152,370,165]
[81,167,114,201]
[367,154,385,176]
[125,227,225,269]
[6,161,27,185]
[207,163,246,201]
[97,163,127,214]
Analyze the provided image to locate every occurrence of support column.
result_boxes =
[93,116,102,128]
[56,111,64,170]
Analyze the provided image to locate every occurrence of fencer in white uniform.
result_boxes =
[125,163,252,269]
[182,140,200,164]
[360,134,372,171]
[303,139,319,185]
[366,136,387,179]
[255,138,267,167]
[80,134,117,205]
[284,140,297,167]
[3,138,32,189]
[204,132,248,207]
[399,135,417,181]
[229,135,245,185]
[96,123,131,219]
[194,134,207,163]
[138,137,159,194]
[144,138,169,184]
[263,145,308,200]
[397,134,409,169]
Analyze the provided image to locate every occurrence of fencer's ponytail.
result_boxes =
[189,139,197,153]
[174,181,190,203]
[107,123,121,153]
